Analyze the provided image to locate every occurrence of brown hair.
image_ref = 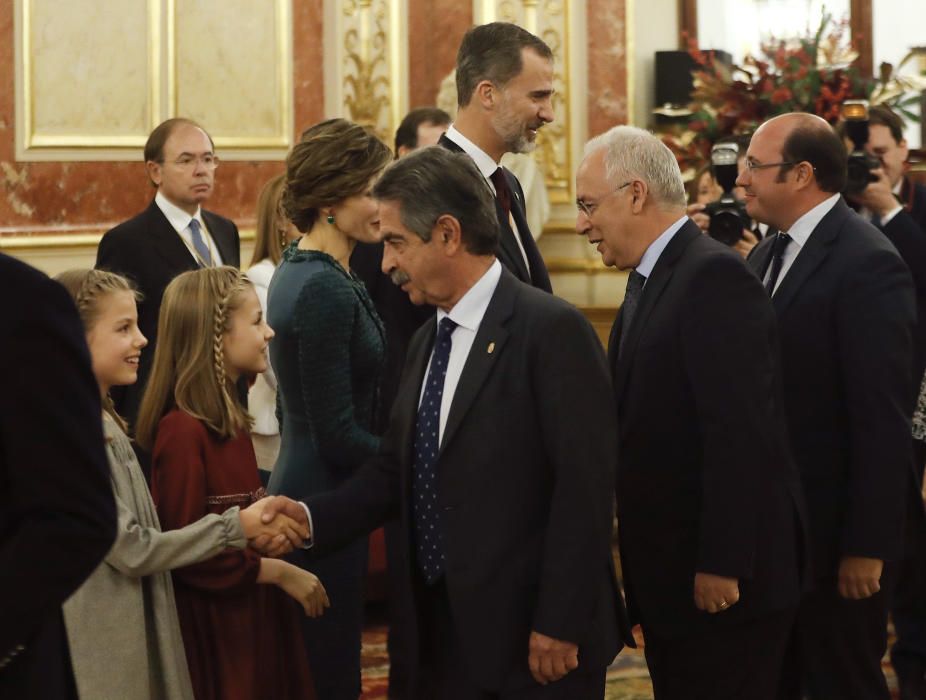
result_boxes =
[869,105,906,144]
[55,269,141,433]
[455,22,553,107]
[284,118,392,232]
[136,267,254,450]
[249,173,289,267]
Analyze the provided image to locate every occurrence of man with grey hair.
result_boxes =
[258,146,631,698]
[439,22,553,293]
[576,125,806,698]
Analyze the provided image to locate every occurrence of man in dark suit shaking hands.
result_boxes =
[258,146,630,698]
[96,118,240,428]
[739,113,917,699]
[439,22,553,293]
[576,125,806,699]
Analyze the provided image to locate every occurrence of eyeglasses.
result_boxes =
[576,181,632,218]
[162,154,219,170]
[743,158,795,173]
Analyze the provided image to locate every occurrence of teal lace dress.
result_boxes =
[266,244,385,699]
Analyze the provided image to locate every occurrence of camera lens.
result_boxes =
[709,210,745,246]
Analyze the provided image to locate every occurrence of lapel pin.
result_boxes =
[487,342,496,354]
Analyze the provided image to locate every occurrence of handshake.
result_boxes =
[239,495,313,557]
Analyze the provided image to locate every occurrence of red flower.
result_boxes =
[771,87,793,105]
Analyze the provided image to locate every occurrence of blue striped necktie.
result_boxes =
[189,218,213,267]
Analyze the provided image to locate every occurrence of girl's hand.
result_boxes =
[276,560,330,617]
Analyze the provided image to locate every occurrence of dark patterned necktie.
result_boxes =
[618,270,646,358]
[189,219,213,267]
[765,232,792,295]
[490,167,512,215]
[413,316,458,583]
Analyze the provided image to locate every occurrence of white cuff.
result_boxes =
[299,502,314,549]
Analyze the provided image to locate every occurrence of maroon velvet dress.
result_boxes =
[151,409,315,700]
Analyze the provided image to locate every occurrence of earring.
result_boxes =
[280,229,288,250]
[326,213,335,225]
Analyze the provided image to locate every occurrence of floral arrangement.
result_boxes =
[663,13,924,176]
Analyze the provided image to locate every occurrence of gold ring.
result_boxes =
[719,600,728,608]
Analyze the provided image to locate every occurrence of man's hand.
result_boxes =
[248,496,311,556]
[849,168,898,219]
[694,572,740,613]
[838,556,883,599]
[687,203,710,232]
[528,631,579,685]
[733,229,759,259]
[239,497,308,556]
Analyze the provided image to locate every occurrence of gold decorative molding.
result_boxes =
[14,0,292,162]
[15,0,161,160]
[474,0,577,207]
[167,0,293,159]
[0,227,256,252]
[324,0,408,144]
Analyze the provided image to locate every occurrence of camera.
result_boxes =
[705,143,751,246]
[842,100,881,196]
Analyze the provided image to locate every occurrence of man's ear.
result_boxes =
[474,80,496,110]
[145,160,162,188]
[434,214,463,253]
[629,180,648,214]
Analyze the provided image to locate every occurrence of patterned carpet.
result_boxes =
[359,613,901,699]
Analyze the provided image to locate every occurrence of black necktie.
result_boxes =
[619,270,646,358]
[413,317,458,584]
[490,167,512,215]
[765,233,792,296]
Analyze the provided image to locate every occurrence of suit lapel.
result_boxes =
[769,199,847,315]
[398,321,436,483]
[203,210,238,267]
[438,270,516,457]
[146,201,200,273]
[748,233,776,282]
[613,221,700,402]
[507,170,552,292]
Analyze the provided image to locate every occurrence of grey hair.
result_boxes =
[585,125,687,209]
[372,146,499,256]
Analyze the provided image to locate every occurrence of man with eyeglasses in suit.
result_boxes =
[96,118,240,440]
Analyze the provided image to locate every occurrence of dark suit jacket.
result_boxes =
[747,197,917,579]
[0,254,116,698]
[611,220,806,640]
[438,133,552,292]
[881,179,926,396]
[96,200,239,424]
[307,268,630,692]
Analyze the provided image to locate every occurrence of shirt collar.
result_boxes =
[786,193,840,249]
[634,215,688,280]
[436,259,503,333]
[155,190,203,235]
[445,125,499,178]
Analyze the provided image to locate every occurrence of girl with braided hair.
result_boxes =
[55,269,312,700]
[136,266,326,700]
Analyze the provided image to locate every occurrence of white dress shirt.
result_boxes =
[766,194,840,295]
[444,125,531,272]
[155,191,224,266]
[635,215,689,283]
[419,259,503,445]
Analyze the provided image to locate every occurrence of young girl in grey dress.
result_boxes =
[55,269,318,700]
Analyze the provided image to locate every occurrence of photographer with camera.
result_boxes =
[688,134,762,259]
[842,102,926,700]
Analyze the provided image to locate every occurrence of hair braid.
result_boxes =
[212,282,240,425]
[55,268,140,434]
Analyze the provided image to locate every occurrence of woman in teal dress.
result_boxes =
[267,118,393,699]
